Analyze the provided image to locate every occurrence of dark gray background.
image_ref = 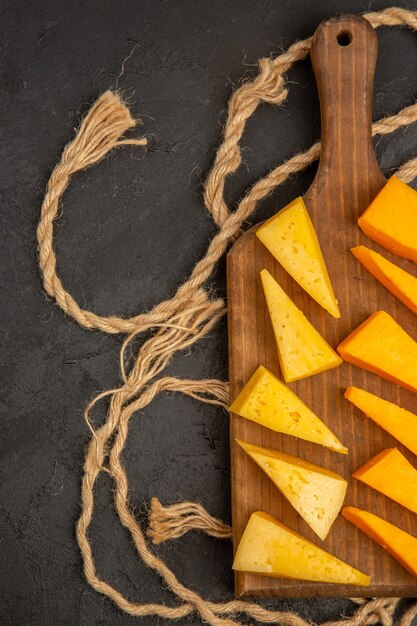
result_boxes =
[2,0,417,624]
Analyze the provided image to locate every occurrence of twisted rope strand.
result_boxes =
[38,7,417,626]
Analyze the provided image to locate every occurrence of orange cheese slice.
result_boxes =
[358,176,417,263]
[337,311,417,393]
[233,511,370,585]
[342,506,417,579]
[351,245,417,315]
[353,448,417,514]
[345,386,417,456]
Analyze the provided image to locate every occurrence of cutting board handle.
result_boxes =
[308,15,385,201]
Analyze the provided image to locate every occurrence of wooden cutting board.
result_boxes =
[228,14,417,598]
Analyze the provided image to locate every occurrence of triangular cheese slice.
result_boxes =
[352,245,417,315]
[345,386,417,456]
[233,511,370,585]
[358,176,417,263]
[342,506,417,579]
[353,448,417,514]
[260,269,342,382]
[230,365,347,453]
[236,439,347,540]
[337,311,417,393]
[257,197,340,318]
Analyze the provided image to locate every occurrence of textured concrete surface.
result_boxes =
[1,0,417,624]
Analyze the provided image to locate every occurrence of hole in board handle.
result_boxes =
[337,30,352,46]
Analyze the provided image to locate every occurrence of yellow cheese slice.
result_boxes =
[351,245,417,315]
[260,269,342,382]
[236,439,347,540]
[343,506,417,579]
[233,511,370,585]
[353,448,417,514]
[257,197,340,318]
[345,386,417,456]
[230,365,347,453]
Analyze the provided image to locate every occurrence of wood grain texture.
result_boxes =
[228,14,417,598]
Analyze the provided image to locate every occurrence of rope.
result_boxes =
[37,7,417,625]
[147,498,233,544]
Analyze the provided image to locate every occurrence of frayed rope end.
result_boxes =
[147,497,232,544]
[63,90,148,174]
